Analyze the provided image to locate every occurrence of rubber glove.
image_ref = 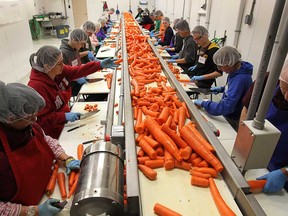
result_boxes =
[105,34,110,38]
[171,54,179,59]
[65,112,81,122]
[164,47,171,51]
[66,159,80,175]
[98,41,104,46]
[210,86,222,94]
[154,42,158,46]
[257,169,288,193]
[150,32,154,37]
[188,65,196,72]
[190,76,204,81]
[87,51,95,61]
[76,77,88,85]
[167,59,177,63]
[194,99,203,107]
[100,58,119,69]
[38,198,62,216]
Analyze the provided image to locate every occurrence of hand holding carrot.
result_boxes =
[65,157,80,175]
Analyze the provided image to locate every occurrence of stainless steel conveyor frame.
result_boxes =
[118,16,266,216]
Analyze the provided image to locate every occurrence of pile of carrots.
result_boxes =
[122,12,236,216]
[45,144,83,200]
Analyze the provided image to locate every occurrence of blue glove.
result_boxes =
[190,76,204,81]
[65,112,81,122]
[194,99,203,107]
[100,58,119,69]
[167,59,176,63]
[154,42,158,46]
[66,159,80,175]
[76,77,88,85]
[188,65,197,71]
[150,32,154,37]
[164,48,171,51]
[39,198,62,216]
[210,86,222,94]
[87,51,95,61]
[256,169,288,193]
[105,34,110,38]
[98,41,104,46]
[171,54,179,59]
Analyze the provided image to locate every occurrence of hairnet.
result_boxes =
[0,81,45,123]
[110,8,115,12]
[144,8,150,15]
[29,45,62,73]
[162,17,170,24]
[99,17,107,24]
[69,28,88,43]
[82,21,96,33]
[192,25,209,37]
[213,46,242,67]
[280,59,288,84]
[94,22,101,31]
[174,20,190,32]
[154,10,163,16]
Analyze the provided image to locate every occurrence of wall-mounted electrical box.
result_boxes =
[139,0,148,5]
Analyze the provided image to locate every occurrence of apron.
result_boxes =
[0,126,55,205]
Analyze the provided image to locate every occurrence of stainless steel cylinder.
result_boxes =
[70,141,124,216]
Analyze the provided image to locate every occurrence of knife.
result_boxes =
[101,48,111,52]
[86,78,104,83]
[80,109,100,120]
[67,124,86,132]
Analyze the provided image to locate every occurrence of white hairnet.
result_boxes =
[82,21,96,33]
[99,17,107,24]
[110,8,115,12]
[0,81,45,123]
[29,45,62,73]
[162,17,170,24]
[280,59,288,84]
[174,20,190,32]
[213,46,242,67]
[192,25,209,37]
[154,10,163,16]
[69,28,88,43]
[94,22,101,31]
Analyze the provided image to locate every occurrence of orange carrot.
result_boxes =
[153,203,182,216]
[144,117,182,162]
[77,144,84,160]
[157,107,170,125]
[188,153,198,163]
[138,164,157,180]
[165,115,173,127]
[178,107,186,131]
[114,58,123,64]
[161,124,188,148]
[68,172,79,198]
[155,146,164,156]
[198,160,209,167]
[137,156,151,164]
[139,138,157,159]
[247,180,267,193]
[143,135,160,149]
[182,102,190,118]
[135,109,145,134]
[180,125,223,172]
[144,159,164,169]
[164,149,175,170]
[192,157,203,167]
[69,170,77,189]
[191,176,209,187]
[192,167,218,178]
[46,164,58,196]
[209,178,236,216]
[179,146,192,160]
[174,160,191,171]
[173,109,179,124]
[57,172,67,200]
[134,106,138,120]
[137,148,145,157]
[189,170,211,179]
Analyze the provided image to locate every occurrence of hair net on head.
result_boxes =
[0,81,45,123]
[154,10,163,16]
[144,8,150,15]
[94,22,101,31]
[213,46,242,67]
[98,17,107,24]
[82,21,96,33]
[192,25,209,37]
[29,45,62,73]
[110,8,115,12]
[162,17,170,24]
[69,28,88,43]
[174,20,190,32]
[280,59,288,84]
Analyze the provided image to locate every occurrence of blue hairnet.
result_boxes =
[69,28,88,43]
[192,25,209,37]
[29,45,62,73]
[0,81,45,123]
[213,46,242,67]
[174,20,190,32]
[82,21,96,33]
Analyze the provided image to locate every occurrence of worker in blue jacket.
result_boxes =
[194,46,253,131]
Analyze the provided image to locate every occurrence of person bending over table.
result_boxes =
[28,45,118,139]
[154,17,174,47]
[163,18,183,56]
[194,46,253,131]
[0,81,80,216]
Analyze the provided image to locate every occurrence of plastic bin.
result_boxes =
[55,25,65,38]
[63,25,70,37]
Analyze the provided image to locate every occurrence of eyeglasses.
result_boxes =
[193,35,203,41]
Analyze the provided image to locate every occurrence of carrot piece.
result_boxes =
[198,160,209,167]
[209,178,236,216]
[133,106,138,120]
[46,164,58,196]
[165,115,173,127]
[135,109,145,134]
[178,107,186,131]
[161,124,188,148]
[170,118,177,131]
[192,167,218,178]
[179,146,192,160]
[68,172,80,198]
[174,160,191,171]
[77,144,84,160]
[131,79,140,96]
[191,176,209,187]
[138,164,157,180]
[69,170,77,189]
[157,107,170,125]
[247,180,267,193]
[164,149,175,170]
[144,117,182,162]
[153,203,182,216]
[192,157,203,167]
[188,153,198,163]
[189,170,211,179]
[173,109,179,124]
[170,96,182,108]
[145,159,164,169]
[137,148,145,157]
[139,138,157,159]
[150,103,160,112]
[136,132,147,143]
[155,146,164,156]
[114,58,123,64]
[143,135,160,149]
[57,172,67,200]
[137,156,151,164]
[182,102,190,118]
[180,125,223,172]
